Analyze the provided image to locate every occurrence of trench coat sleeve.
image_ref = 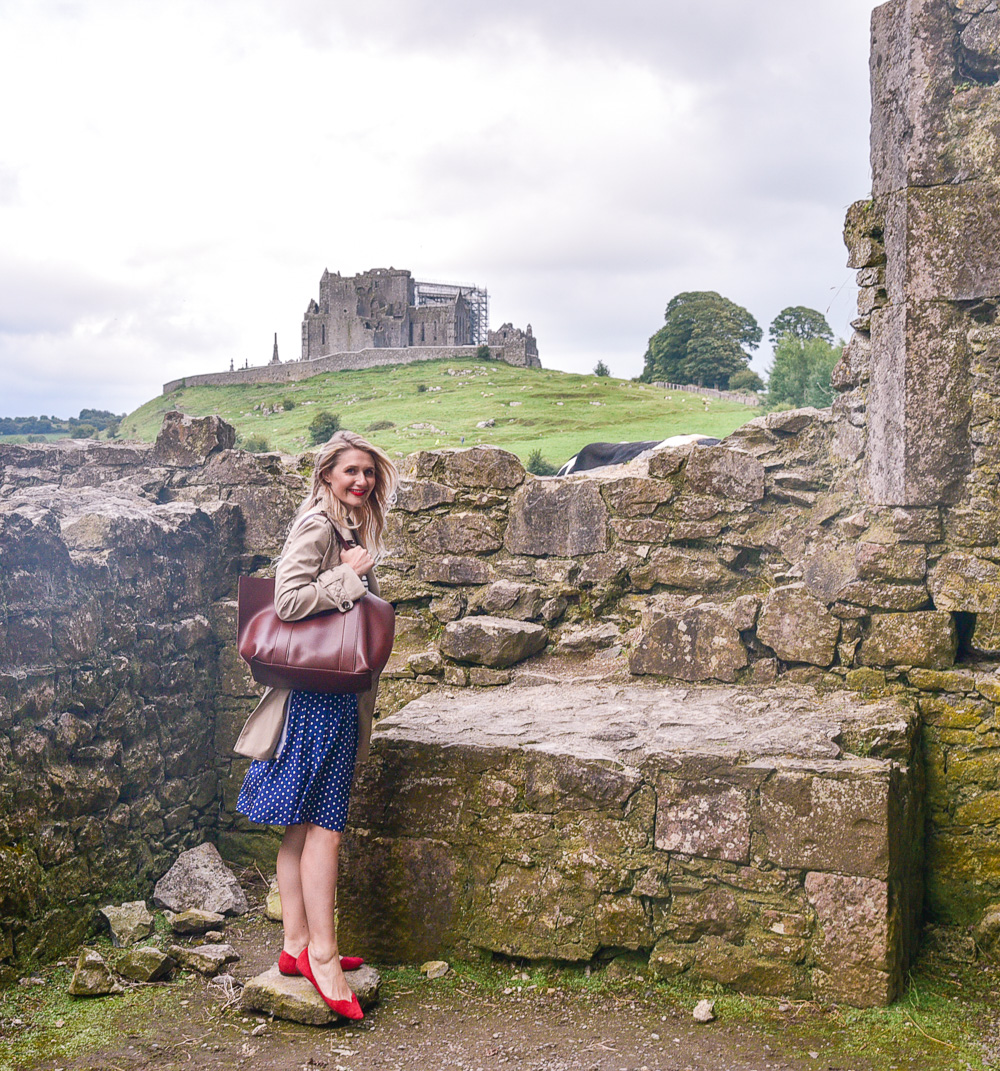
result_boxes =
[273,513,368,621]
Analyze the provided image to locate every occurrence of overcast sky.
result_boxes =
[0,0,883,419]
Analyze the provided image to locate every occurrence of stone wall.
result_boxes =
[838,0,1000,506]
[0,418,304,981]
[6,0,1000,1001]
[0,404,997,994]
[161,343,536,395]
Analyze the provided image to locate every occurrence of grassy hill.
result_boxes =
[120,358,758,467]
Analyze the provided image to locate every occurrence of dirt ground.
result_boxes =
[3,882,990,1071]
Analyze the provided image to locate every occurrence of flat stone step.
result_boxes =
[241,965,380,1025]
[340,683,921,1007]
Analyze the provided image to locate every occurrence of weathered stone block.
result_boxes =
[468,580,545,621]
[806,873,897,1006]
[859,611,957,669]
[887,184,1000,303]
[153,412,236,465]
[683,446,765,501]
[630,604,747,683]
[441,446,525,489]
[394,479,456,512]
[415,556,490,586]
[855,542,926,582]
[153,842,248,916]
[972,613,1000,656]
[419,512,503,555]
[600,477,675,516]
[631,547,735,592]
[655,776,753,863]
[870,0,960,194]
[930,552,1000,612]
[339,684,920,1005]
[757,586,840,667]
[242,965,380,1024]
[866,302,972,506]
[99,901,154,946]
[439,616,547,668]
[758,766,893,879]
[117,946,175,983]
[68,948,122,997]
[169,942,240,975]
[505,480,608,556]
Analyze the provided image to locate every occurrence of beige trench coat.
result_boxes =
[246,510,382,763]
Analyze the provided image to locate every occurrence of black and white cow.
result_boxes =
[556,434,721,476]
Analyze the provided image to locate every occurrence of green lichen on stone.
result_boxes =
[845,668,891,697]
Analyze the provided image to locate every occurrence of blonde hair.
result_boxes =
[294,430,398,557]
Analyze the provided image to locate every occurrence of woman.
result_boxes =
[237,429,398,1021]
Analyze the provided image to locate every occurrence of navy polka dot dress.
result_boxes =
[237,689,360,832]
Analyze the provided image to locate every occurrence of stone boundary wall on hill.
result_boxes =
[651,382,761,407]
[162,342,538,395]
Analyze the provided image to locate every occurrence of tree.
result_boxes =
[309,410,341,444]
[641,291,761,389]
[728,368,766,393]
[768,306,834,347]
[593,360,611,377]
[766,336,842,410]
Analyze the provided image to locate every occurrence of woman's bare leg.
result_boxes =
[300,822,352,1001]
[277,823,309,957]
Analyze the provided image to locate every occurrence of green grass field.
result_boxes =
[120,358,757,466]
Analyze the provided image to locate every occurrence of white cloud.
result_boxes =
[0,0,881,416]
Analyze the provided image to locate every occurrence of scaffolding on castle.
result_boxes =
[414,281,489,345]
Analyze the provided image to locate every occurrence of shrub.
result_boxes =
[309,410,342,444]
[366,420,395,432]
[728,368,765,393]
[416,383,428,393]
[74,423,98,438]
[240,434,271,453]
[475,344,492,361]
[526,448,559,476]
[593,360,611,377]
[282,397,296,411]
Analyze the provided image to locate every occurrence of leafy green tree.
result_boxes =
[641,291,761,389]
[593,360,611,377]
[728,368,765,393]
[766,336,842,410]
[309,410,341,444]
[768,306,833,347]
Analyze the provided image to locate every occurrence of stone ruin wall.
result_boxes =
[160,342,540,396]
[0,399,998,985]
[3,0,1000,998]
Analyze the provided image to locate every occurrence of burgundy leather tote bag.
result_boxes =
[237,576,395,693]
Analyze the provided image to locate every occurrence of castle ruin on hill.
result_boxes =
[162,267,540,395]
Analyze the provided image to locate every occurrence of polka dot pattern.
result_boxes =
[237,689,359,832]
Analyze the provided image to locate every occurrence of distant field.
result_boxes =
[120,358,758,467]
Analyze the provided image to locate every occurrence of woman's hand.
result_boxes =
[340,544,375,578]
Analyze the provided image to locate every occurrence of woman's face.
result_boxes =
[324,448,377,509]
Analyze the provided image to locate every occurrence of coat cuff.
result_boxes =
[318,565,368,610]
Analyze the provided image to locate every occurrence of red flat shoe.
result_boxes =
[296,949,364,1021]
[279,950,364,975]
